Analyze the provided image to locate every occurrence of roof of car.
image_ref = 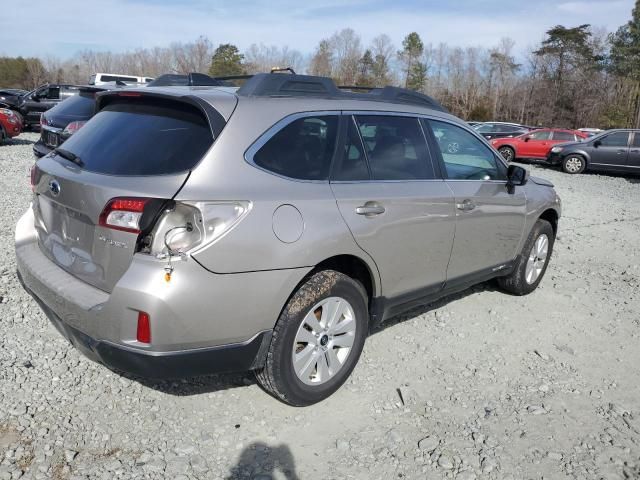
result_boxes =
[103,84,462,127]
[102,71,456,114]
[104,74,463,128]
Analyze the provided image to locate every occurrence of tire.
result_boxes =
[255,270,368,406]
[498,146,515,162]
[497,219,554,296]
[562,154,586,174]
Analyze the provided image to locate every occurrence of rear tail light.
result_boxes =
[99,197,149,233]
[146,201,251,257]
[136,311,151,343]
[62,120,86,136]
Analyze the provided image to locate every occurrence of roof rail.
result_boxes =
[237,73,341,97]
[235,73,448,112]
[147,73,225,87]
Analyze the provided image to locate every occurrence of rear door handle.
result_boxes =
[356,202,385,217]
[456,199,476,212]
[617,149,628,154]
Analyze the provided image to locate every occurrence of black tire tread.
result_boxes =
[498,219,554,295]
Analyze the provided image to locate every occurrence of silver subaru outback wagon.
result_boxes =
[16,73,561,406]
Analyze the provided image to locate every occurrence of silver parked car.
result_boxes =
[16,73,561,406]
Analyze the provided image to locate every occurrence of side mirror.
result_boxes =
[30,93,40,101]
[506,164,529,194]
[523,136,531,142]
[593,140,601,148]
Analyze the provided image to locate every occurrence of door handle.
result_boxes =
[355,202,385,217]
[456,199,476,212]
[617,149,627,154]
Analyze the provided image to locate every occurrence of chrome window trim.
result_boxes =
[244,110,340,184]
[331,178,447,184]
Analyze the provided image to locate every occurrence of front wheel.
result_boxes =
[498,219,554,295]
[255,270,368,406]
[562,155,586,174]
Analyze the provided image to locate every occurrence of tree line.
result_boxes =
[1,1,639,129]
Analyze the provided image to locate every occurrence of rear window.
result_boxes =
[252,115,338,180]
[51,94,96,117]
[101,75,138,83]
[58,98,214,176]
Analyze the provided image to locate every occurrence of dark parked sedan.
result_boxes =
[33,85,116,157]
[474,122,531,140]
[546,129,640,174]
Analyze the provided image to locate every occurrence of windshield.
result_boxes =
[50,93,96,117]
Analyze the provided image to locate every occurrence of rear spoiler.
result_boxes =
[95,90,227,138]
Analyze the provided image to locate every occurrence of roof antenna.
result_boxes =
[270,67,296,74]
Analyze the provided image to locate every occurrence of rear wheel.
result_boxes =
[498,146,515,162]
[562,155,586,174]
[498,219,554,295]
[255,270,368,406]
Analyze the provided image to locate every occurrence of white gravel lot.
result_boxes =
[1,132,639,480]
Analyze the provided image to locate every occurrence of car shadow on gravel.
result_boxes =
[2,137,35,146]
[226,442,299,479]
[119,370,257,397]
[370,281,499,335]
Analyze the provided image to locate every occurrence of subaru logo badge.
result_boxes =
[49,179,61,197]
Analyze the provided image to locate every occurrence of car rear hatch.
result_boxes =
[31,90,234,293]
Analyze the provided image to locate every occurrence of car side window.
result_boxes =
[475,124,493,133]
[332,117,370,181]
[633,133,640,148]
[529,130,552,140]
[46,87,60,100]
[429,120,507,181]
[354,115,434,180]
[599,132,629,147]
[252,115,338,181]
[553,131,575,141]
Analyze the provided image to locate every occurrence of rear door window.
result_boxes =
[529,130,552,140]
[429,120,507,181]
[633,133,640,148]
[57,98,214,176]
[354,115,434,180]
[252,115,338,180]
[553,131,575,141]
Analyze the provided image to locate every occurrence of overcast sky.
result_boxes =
[1,0,635,59]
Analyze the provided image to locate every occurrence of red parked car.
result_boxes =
[0,108,23,143]
[490,128,588,162]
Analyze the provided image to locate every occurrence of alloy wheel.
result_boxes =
[565,156,583,173]
[525,234,549,284]
[292,297,357,386]
[499,147,514,161]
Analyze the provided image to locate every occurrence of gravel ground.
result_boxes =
[1,132,639,480]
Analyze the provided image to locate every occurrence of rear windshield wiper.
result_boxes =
[54,148,84,168]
